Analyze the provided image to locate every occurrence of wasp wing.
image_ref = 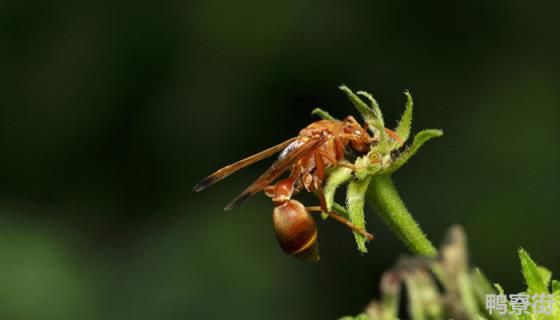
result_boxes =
[192,137,299,192]
[224,135,326,211]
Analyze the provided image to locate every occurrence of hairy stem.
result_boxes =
[366,174,437,257]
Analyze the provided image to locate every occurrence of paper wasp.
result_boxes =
[193,116,401,261]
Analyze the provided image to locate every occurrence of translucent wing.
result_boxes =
[224,135,326,211]
[193,137,299,192]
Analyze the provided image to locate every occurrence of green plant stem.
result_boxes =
[366,174,437,257]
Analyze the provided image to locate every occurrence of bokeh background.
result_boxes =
[1,1,559,319]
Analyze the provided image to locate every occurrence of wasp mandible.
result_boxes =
[193,116,402,261]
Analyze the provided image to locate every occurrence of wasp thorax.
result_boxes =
[272,200,319,262]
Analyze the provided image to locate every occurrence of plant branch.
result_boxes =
[366,174,437,257]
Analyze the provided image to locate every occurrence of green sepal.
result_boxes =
[357,90,384,126]
[347,177,372,253]
[384,129,443,174]
[323,166,353,219]
[339,85,383,133]
[392,90,413,149]
[332,202,351,219]
[312,107,337,121]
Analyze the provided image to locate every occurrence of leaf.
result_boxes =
[339,85,383,132]
[538,266,552,288]
[323,166,353,218]
[519,248,549,294]
[311,107,337,121]
[338,314,370,320]
[472,268,497,306]
[553,280,560,293]
[380,271,401,319]
[494,283,505,295]
[472,269,511,320]
[415,270,444,318]
[346,177,371,253]
[385,129,443,174]
[473,268,496,295]
[393,90,413,147]
[403,272,425,320]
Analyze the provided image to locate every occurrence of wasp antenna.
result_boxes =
[192,175,218,192]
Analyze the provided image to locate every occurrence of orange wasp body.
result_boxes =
[193,116,381,261]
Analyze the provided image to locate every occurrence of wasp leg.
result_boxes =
[313,151,325,182]
[318,151,337,166]
[336,162,357,171]
[316,150,357,172]
[334,136,345,160]
[306,204,374,241]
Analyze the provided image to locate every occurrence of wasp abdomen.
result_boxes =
[272,200,319,262]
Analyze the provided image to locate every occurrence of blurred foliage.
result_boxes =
[0,0,559,319]
[341,226,560,320]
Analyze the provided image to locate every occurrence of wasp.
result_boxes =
[193,116,402,261]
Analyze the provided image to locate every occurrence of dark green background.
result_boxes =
[1,1,558,319]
